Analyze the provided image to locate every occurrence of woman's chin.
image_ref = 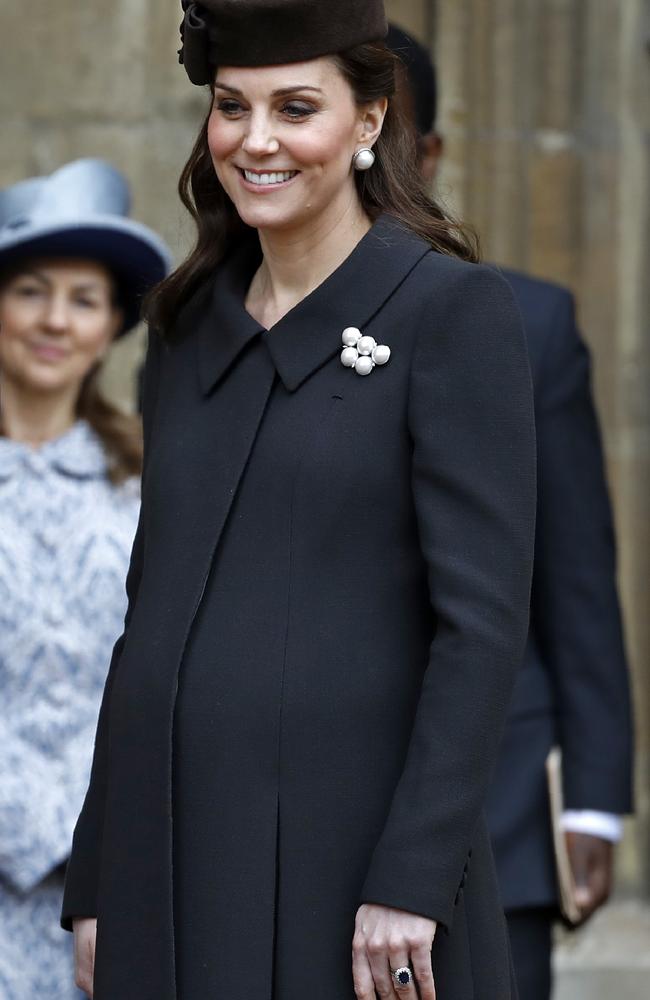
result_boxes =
[232,195,313,234]
[19,366,80,395]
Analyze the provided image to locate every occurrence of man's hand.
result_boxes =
[565,832,614,922]
[72,917,97,998]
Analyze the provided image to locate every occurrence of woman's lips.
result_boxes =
[30,342,69,362]
[238,167,300,191]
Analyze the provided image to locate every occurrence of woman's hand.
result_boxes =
[352,903,437,999]
[72,917,97,998]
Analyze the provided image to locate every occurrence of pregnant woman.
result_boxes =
[64,4,536,998]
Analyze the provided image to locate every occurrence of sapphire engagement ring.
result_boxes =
[391,965,414,989]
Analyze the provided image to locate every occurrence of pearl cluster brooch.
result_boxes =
[340,327,391,376]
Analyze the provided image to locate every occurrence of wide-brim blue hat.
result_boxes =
[0,159,173,335]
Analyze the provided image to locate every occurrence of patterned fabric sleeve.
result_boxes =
[0,712,99,893]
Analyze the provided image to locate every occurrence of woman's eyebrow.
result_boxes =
[71,282,104,294]
[17,269,49,285]
[214,82,244,94]
[271,86,323,96]
[214,82,323,97]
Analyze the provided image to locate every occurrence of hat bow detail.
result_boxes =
[178,1,213,86]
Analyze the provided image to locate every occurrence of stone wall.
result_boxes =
[1,0,211,404]
[2,0,648,910]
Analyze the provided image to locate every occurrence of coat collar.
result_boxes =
[0,420,107,481]
[195,214,431,395]
[194,238,265,395]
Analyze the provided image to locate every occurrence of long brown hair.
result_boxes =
[77,368,143,485]
[146,40,478,335]
[78,267,144,484]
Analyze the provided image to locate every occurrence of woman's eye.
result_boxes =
[75,298,99,309]
[217,99,244,116]
[15,285,42,298]
[282,102,316,119]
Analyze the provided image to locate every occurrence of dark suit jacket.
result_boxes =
[62,216,536,1000]
[486,269,633,912]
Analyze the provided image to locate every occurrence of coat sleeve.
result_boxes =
[530,292,633,813]
[60,332,161,930]
[360,263,537,929]
[0,714,101,893]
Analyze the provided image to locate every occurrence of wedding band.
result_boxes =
[391,965,414,988]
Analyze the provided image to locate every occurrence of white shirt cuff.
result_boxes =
[561,810,623,843]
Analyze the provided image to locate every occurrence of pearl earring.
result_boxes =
[352,147,375,171]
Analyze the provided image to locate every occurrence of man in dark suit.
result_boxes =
[386,24,634,1000]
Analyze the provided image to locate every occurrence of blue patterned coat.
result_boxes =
[0,421,139,999]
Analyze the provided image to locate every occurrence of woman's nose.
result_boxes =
[42,296,70,333]
[241,112,280,157]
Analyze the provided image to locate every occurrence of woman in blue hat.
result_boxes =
[0,158,170,1000]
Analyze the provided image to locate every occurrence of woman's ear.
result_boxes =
[97,307,124,362]
[109,308,125,342]
[357,97,388,149]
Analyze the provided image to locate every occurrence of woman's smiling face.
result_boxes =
[0,259,121,397]
[207,58,383,233]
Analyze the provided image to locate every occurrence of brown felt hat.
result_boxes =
[179,0,388,84]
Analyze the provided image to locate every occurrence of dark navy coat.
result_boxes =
[63,216,536,999]
[487,270,633,912]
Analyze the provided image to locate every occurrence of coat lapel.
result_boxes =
[196,239,264,394]
[147,274,275,651]
[265,214,431,391]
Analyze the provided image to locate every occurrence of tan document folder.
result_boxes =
[545,747,582,925]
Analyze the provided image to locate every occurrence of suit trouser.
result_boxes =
[506,908,554,1000]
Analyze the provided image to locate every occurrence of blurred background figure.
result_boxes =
[386,23,634,1000]
[0,159,170,999]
